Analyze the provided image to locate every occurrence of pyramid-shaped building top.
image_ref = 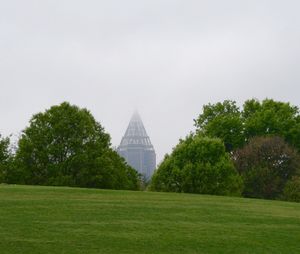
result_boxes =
[118,112,156,179]
[119,112,154,148]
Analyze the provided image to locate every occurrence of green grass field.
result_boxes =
[0,185,299,254]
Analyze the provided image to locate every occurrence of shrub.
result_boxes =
[283,176,300,202]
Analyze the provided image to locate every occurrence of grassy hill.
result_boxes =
[0,185,299,254]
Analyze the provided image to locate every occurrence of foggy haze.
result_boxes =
[1,0,300,163]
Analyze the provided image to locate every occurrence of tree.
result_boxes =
[243,99,300,150]
[9,102,140,190]
[195,99,300,152]
[195,100,244,152]
[0,135,11,183]
[151,135,242,196]
[234,136,300,199]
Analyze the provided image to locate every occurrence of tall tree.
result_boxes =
[10,102,140,190]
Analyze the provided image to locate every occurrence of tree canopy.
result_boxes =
[151,135,242,196]
[195,99,300,152]
[6,102,140,190]
[195,100,244,151]
[243,99,300,150]
[234,136,300,199]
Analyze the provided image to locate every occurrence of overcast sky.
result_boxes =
[1,0,300,163]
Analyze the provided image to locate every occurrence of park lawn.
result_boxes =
[0,185,299,254]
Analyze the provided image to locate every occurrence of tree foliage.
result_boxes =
[283,176,300,202]
[195,99,300,152]
[234,136,300,199]
[151,135,242,196]
[0,135,11,183]
[7,102,140,190]
[195,100,244,152]
[243,99,300,150]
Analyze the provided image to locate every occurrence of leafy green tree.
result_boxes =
[234,136,300,199]
[9,102,140,190]
[243,99,300,150]
[195,100,244,152]
[195,99,300,152]
[151,135,242,196]
[0,135,11,183]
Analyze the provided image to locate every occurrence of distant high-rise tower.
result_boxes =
[117,112,156,180]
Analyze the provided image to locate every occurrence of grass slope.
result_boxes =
[0,185,299,254]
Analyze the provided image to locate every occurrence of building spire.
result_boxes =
[117,112,156,180]
[119,111,154,148]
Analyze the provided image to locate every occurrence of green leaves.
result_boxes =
[0,135,10,163]
[243,99,300,149]
[283,176,300,202]
[195,99,300,152]
[195,100,244,151]
[151,135,242,196]
[8,102,140,190]
[0,135,11,183]
[155,98,300,201]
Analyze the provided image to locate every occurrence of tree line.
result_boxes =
[150,99,300,202]
[1,99,300,202]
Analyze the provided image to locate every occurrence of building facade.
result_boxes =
[117,112,156,180]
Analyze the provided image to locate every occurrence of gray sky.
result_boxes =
[1,0,300,163]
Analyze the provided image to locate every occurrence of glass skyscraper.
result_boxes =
[117,112,156,180]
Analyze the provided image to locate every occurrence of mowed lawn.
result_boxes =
[0,185,299,254]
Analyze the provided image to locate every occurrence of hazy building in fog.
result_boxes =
[117,112,156,180]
